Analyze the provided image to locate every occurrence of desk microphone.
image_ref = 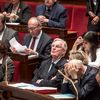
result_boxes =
[56,66,79,100]
[2,57,8,85]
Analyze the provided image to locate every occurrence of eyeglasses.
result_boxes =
[27,26,39,31]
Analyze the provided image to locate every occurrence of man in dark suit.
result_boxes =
[32,38,67,88]
[2,0,32,24]
[0,13,18,50]
[61,59,100,100]
[86,0,100,32]
[22,17,52,60]
[35,0,67,28]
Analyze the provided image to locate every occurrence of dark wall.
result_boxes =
[22,0,85,5]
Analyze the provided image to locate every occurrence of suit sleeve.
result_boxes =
[47,9,67,28]
[38,39,53,60]
[39,71,64,88]
[69,73,98,99]
[16,6,32,24]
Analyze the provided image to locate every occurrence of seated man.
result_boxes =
[0,13,18,50]
[23,17,53,60]
[32,38,67,88]
[35,0,67,28]
[0,41,14,82]
[61,51,100,100]
[2,0,32,24]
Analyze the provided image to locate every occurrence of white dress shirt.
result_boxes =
[29,30,42,51]
[88,48,100,68]
[0,26,6,40]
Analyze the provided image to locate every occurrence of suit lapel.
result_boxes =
[36,33,44,53]
[49,3,57,19]
[81,67,91,86]
[2,28,8,42]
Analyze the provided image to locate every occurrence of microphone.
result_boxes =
[56,66,79,100]
[1,56,8,85]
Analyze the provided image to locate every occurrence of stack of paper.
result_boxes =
[49,94,75,99]
[9,37,27,52]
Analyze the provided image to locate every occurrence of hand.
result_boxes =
[88,11,96,19]
[91,16,100,25]
[96,73,100,84]
[67,62,78,80]
[37,15,46,23]
[36,79,43,84]
[10,47,18,53]
[72,36,83,50]
[25,48,38,55]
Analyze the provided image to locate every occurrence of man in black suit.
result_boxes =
[2,0,32,24]
[32,38,67,88]
[0,13,18,50]
[86,0,100,32]
[61,59,100,100]
[22,17,52,60]
[35,0,67,28]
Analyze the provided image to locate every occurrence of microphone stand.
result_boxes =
[2,55,8,85]
[58,70,78,100]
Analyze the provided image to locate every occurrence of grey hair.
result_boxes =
[53,38,67,55]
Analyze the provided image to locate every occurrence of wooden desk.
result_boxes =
[7,24,77,58]
[7,24,67,40]
[7,52,40,83]
[0,84,75,100]
[0,84,55,100]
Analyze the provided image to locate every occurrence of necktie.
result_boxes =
[44,7,51,19]
[48,62,55,73]
[30,37,36,49]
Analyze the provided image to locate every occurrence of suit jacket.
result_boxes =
[0,56,14,82]
[3,2,32,24]
[86,0,100,31]
[32,57,67,88]
[35,2,67,28]
[23,32,52,60]
[61,66,100,100]
[2,27,18,50]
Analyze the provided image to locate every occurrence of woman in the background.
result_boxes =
[0,41,14,82]
[2,0,32,24]
[72,31,100,68]
[86,0,100,32]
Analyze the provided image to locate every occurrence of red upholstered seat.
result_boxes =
[71,5,88,36]
[64,5,73,30]
[13,61,20,82]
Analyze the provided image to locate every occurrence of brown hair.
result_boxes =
[69,50,88,65]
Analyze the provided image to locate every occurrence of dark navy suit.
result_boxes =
[35,2,67,28]
[32,57,67,88]
[23,32,52,60]
[86,0,100,32]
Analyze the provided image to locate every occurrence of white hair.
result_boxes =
[53,38,67,55]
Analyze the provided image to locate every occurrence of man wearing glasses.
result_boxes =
[23,17,53,60]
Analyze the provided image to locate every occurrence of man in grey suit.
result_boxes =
[0,13,18,50]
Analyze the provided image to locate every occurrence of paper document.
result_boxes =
[9,37,27,52]
[6,22,20,25]
[49,94,75,99]
[8,82,57,91]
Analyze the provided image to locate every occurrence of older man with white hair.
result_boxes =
[32,38,67,88]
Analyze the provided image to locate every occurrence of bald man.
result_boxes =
[23,17,53,60]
